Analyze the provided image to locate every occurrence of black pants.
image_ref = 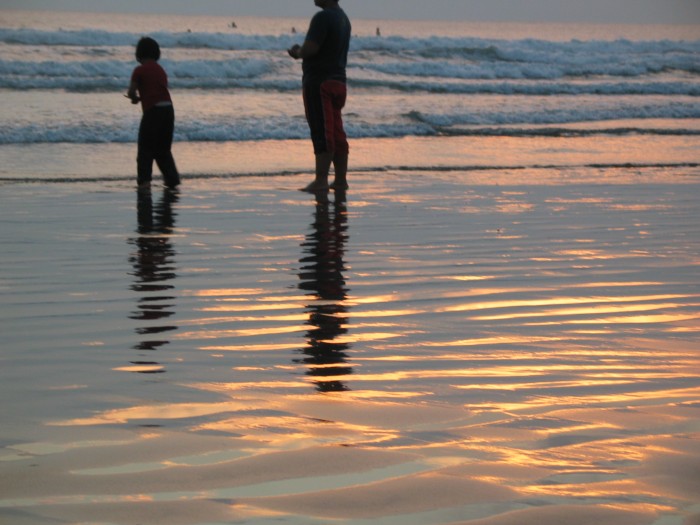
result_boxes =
[137,105,180,187]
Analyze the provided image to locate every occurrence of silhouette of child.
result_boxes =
[127,37,180,190]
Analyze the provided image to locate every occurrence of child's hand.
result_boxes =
[124,93,140,104]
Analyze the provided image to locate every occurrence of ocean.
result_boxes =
[1,9,699,180]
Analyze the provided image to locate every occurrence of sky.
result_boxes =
[2,0,700,24]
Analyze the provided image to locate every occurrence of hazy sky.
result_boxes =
[2,0,700,24]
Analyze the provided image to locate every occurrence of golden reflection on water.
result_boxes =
[4,172,699,524]
[107,176,697,522]
[440,293,690,313]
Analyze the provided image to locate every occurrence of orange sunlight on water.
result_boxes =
[2,168,699,524]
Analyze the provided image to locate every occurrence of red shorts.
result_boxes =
[303,79,349,155]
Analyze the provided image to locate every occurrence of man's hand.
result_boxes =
[287,44,302,59]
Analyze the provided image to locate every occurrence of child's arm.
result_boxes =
[126,80,140,104]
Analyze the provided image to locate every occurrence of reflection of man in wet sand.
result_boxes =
[297,191,352,391]
[288,0,351,193]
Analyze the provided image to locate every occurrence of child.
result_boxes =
[127,37,180,190]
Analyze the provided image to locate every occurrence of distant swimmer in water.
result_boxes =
[376,27,381,37]
[230,21,237,28]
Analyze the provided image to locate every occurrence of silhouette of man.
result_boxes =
[288,0,351,192]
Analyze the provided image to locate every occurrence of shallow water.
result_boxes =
[1,164,699,524]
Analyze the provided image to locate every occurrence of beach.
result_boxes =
[2,8,700,525]
[2,133,700,524]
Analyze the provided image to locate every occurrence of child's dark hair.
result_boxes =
[135,37,161,61]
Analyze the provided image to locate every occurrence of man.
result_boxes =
[288,0,351,192]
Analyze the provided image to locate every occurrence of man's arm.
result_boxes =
[288,39,320,60]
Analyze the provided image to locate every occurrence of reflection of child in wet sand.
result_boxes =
[126,37,180,190]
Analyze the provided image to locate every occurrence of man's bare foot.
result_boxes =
[301,181,329,193]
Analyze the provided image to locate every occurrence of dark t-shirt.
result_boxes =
[302,7,351,84]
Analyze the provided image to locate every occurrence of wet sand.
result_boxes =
[1,151,700,524]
